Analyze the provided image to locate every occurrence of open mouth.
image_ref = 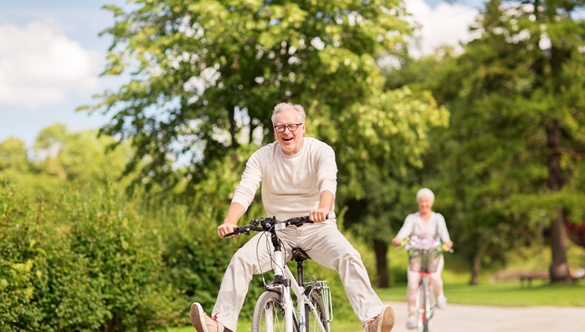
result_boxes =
[283,137,293,142]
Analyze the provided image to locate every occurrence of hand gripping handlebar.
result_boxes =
[224,216,314,238]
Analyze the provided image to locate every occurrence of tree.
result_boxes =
[335,89,449,287]
[82,0,453,288]
[33,124,131,185]
[81,0,413,194]
[423,0,585,283]
[0,138,30,174]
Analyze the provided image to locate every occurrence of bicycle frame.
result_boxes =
[415,270,435,332]
[410,248,440,332]
[228,217,332,332]
[265,221,330,332]
[268,258,329,332]
[396,240,450,332]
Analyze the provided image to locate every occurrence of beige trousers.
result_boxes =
[406,255,445,318]
[211,220,384,331]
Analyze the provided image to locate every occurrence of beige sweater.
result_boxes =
[231,137,337,220]
[395,212,451,243]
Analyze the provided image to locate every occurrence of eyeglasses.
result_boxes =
[273,123,303,133]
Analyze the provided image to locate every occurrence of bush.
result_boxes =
[0,189,45,331]
[0,184,182,331]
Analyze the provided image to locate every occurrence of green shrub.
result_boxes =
[0,189,45,331]
[0,184,183,331]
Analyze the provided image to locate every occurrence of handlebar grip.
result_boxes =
[223,228,240,238]
[223,225,249,238]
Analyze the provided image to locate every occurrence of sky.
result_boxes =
[0,0,486,148]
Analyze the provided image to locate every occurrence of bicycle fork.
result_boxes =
[272,248,295,332]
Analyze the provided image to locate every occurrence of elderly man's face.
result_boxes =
[273,108,305,155]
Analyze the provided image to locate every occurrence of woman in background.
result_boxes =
[392,188,453,329]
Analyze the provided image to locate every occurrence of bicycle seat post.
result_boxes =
[296,256,304,288]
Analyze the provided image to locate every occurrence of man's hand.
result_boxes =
[309,208,329,223]
[217,222,239,239]
[219,202,246,238]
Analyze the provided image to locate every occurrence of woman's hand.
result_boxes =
[392,237,401,246]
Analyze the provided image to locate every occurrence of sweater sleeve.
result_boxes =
[231,149,263,210]
[395,214,415,240]
[436,213,451,243]
[316,143,337,196]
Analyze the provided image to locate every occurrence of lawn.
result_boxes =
[376,280,585,307]
[171,281,585,332]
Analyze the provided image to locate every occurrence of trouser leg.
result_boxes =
[212,232,286,331]
[406,269,421,317]
[299,220,385,324]
[430,256,445,298]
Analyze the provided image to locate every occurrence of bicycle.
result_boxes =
[225,216,333,332]
[397,236,452,332]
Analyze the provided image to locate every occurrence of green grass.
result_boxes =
[376,280,585,307]
[171,242,585,332]
[170,281,585,332]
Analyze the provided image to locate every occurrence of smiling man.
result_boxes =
[190,102,395,332]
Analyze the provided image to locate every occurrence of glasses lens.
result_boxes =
[274,123,302,133]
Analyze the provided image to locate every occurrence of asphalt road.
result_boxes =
[386,301,585,332]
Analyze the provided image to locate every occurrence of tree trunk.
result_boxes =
[469,251,482,285]
[547,120,571,283]
[549,209,572,283]
[374,239,389,288]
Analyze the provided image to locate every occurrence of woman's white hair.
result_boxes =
[416,188,435,202]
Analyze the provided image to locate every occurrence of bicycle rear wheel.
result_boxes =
[252,291,300,332]
[304,291,329,332]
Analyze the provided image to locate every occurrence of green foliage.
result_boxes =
[0,184,183,331]
[0,125,132,200]
[0,138,29,172]
[0,189,45,331]
[82,0,413,196]
[386,0,585,281]
[33,124,130,185]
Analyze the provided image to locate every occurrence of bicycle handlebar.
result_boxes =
[223,216,314,238]
[393,245,454,254]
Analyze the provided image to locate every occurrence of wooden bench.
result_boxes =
[491,270,549,287]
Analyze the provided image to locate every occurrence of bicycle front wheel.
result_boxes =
[415,279,430,332]
[304,291,329,332]
[252,291,300,332]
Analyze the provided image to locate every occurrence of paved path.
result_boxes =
[386,301,585,332]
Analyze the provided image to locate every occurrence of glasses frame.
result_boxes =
[273,123,304,133]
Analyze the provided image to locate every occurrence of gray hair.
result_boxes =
[416,188,435,202]
[271,102,306,124]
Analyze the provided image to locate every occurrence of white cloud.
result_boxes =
[407,0,480,57]
[0,21,100,109]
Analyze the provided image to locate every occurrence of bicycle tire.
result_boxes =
[252,291,300,332]
[416,278,430,332]
[304,290,329,332]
